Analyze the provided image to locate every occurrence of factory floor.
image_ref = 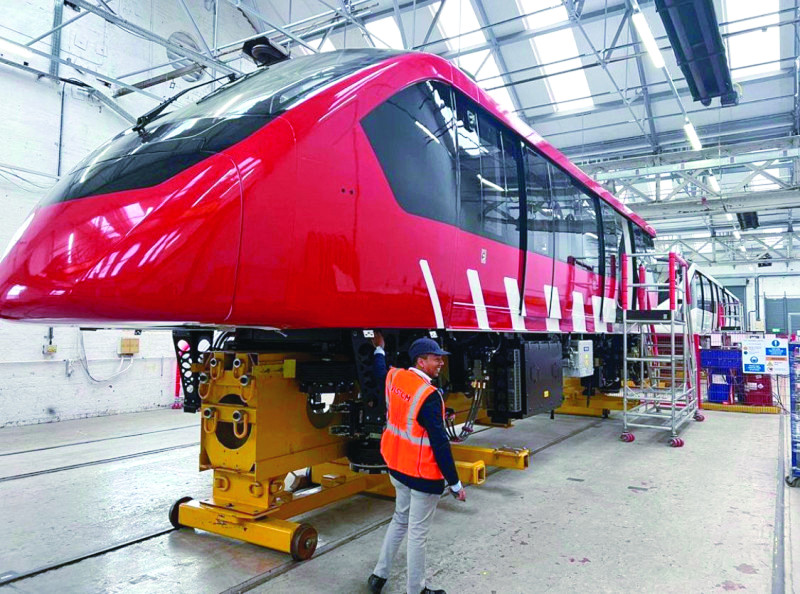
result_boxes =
[0,407,795,593]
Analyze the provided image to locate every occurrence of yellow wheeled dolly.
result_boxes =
[170,351,530,559]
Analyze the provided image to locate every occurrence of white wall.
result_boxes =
[0,0,258,426]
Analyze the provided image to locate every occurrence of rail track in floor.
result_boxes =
[0,420,604,590]
[0,424,198,458]
[0,441,200,483]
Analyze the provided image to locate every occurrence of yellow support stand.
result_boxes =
[171,350,531,560]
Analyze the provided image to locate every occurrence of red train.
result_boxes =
[0,49,662,424]
[0,48,653,332]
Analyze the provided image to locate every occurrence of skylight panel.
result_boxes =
[365,16,405,49]
[724,0,780,79]
[516,0,593,112]
[319,38,336,53]
[434,0,486,54]
[431,0,517,113]
[478,55,517,113]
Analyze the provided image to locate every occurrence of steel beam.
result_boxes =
[0,35,162,101]
[603,8,631,61]
[583,136,800,174]
[177,0,214,57]
[630,188,800,221]
[391,0,408,49]
[522,68,791,122]
[312,0,385,48]
[628,18,659,151]
[420,0,447,47]
[471,0,524,114]
[70,0,240,74]
[438,0,654,60]
[26,9,89,46]
[591,147,800,181]
[0,55,135,124]
[566,6,656,148]
[222,0,317,53]
[558,113,795,161]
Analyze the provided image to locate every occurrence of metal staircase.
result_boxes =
[620,252,702,447]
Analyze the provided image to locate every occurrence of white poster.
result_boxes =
[741,335,789,375]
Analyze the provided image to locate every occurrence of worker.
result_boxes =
[367,334,465,594]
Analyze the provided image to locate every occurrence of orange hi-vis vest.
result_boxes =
[380,367,445,481]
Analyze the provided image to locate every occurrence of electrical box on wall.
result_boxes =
[42,344,58,355]
[565,340,594,378]
[118,337,140,356]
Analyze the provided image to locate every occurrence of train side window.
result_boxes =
[523,147,554,256]
[361,80,458,225]
[550,166,600,272]
[454,97,521,247]
[600,202,619,282]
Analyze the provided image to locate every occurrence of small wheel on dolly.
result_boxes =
[620,432,635,443]
[694,413,705,422]
[169,496,193,529]
[290,523,318,561]
[669,437,684,448]
[786,476,800,488]
[602,409,610,419]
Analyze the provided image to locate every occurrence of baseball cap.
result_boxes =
[409,337,450,362]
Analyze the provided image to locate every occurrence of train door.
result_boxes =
[599,202,623,330]
[697,274,709,333]
[549,167,602,333]
[449,93,525,331]
[621,219,634,314]
[521,147,556,331]
[358,80,460,328]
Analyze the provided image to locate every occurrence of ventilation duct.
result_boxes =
[655,0,738,106]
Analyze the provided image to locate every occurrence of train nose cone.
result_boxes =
[0,153,242,324]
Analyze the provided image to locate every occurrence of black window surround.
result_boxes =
[361,78,640,276]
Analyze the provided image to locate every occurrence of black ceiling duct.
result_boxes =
[243,36,289,66]
[737,212,759,230]
[655,0,738,106]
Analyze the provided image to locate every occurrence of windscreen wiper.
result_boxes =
[133,72,238,134]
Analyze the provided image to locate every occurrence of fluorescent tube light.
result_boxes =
[726,212,734,221]
[477,174,505,193]
[415,120,441,144]
[631,11,665,69]
[733,229,741,240]
[683,121,702,151]
[708,175,720,193]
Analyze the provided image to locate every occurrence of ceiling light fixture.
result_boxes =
[683,120,703,151]
[631,10,665,69]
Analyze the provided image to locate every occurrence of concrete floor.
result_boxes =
[0,408,795,593]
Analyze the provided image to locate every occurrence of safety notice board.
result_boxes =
[741,335,789,375]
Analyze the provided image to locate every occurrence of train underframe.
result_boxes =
[168,328,630,558]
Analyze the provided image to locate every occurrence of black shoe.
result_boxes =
[421,589,446,594]
[367,574,387,593]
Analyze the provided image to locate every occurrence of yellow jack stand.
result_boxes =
[171,351,531,559]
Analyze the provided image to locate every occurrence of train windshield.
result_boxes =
[40,49,401,205]
[157,49,403,124]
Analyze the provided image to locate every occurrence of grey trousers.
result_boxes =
[373,475,441,594]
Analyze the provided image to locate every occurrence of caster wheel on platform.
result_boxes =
[169,496,193,529]
[694,413,705,422]
[291,523,318,561]
[620,432,635,443]
[669,437,684,448]
[786,476,800,488]
[602,409,610,419]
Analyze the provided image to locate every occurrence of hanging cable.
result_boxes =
[76,330,134,383]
